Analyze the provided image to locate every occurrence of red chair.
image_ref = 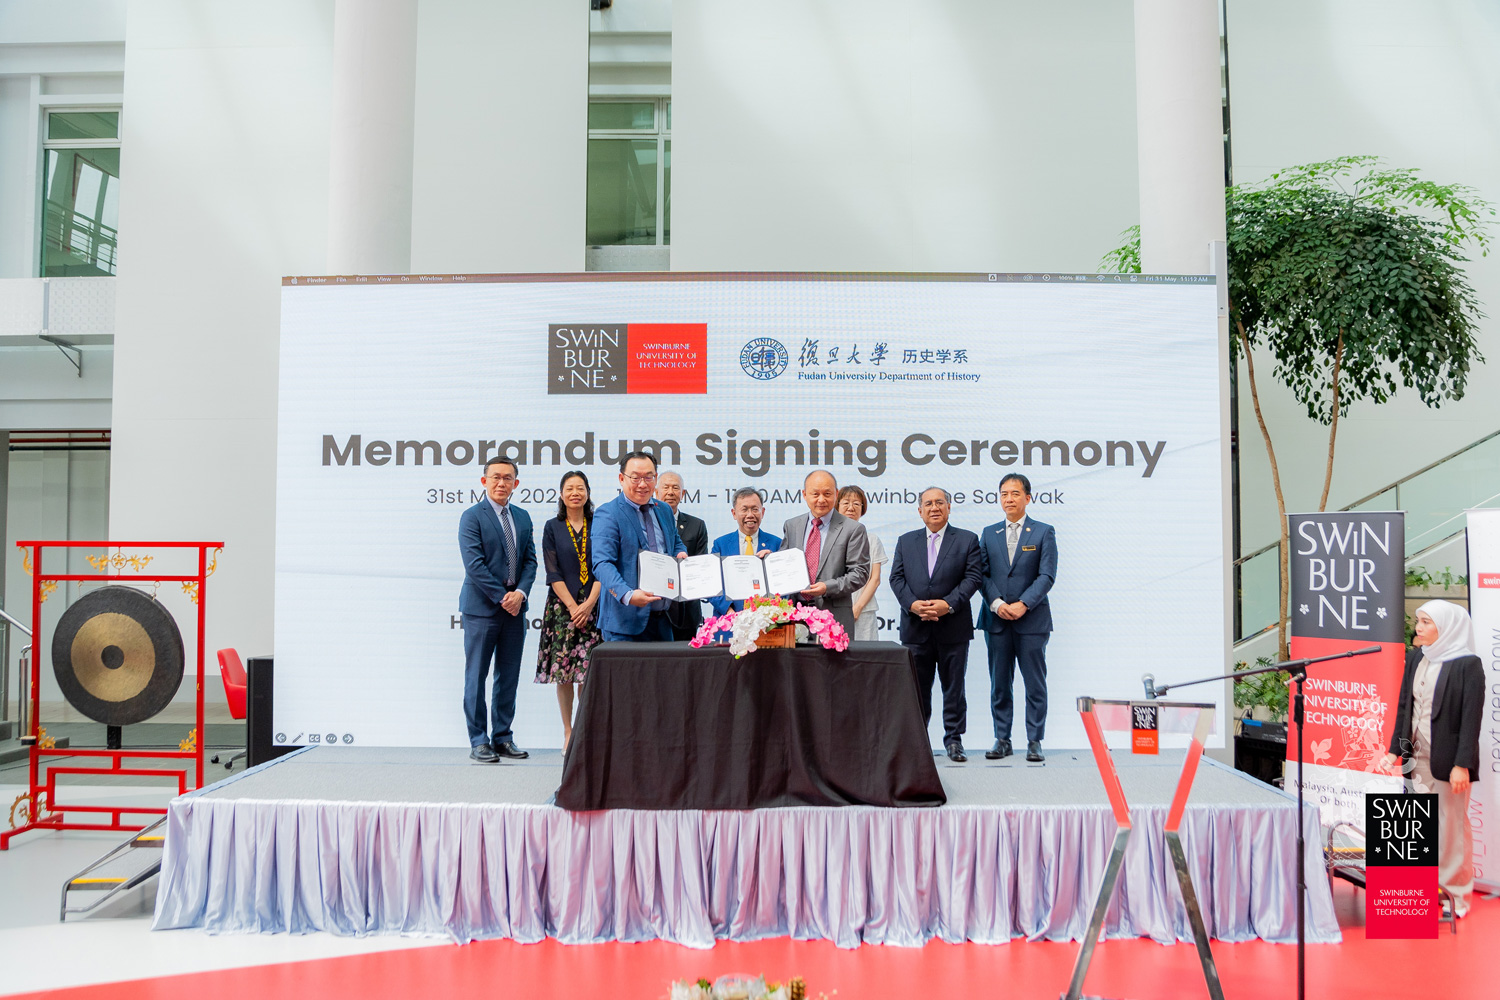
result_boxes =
[210,648,248,770]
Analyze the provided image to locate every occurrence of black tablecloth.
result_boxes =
[555,641,945,811]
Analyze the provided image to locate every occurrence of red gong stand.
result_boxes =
[1,540,223,850]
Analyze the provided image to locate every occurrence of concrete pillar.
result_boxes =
[326,0,418,275]
[1133,0,1226,273]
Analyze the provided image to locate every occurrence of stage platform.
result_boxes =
[152,745,1339,948]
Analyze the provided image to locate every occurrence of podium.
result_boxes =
[1065,696,1222,1000]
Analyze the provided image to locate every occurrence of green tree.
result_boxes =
[1103,156,1492,659]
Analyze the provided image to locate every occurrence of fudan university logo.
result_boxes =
[548,323,707,394]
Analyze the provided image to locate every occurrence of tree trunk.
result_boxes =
[1239,321,1291,661]
[1318,332,1345,512]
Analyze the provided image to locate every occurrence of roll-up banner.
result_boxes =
[1464,508,1500,892]
[1287,511,1405,827]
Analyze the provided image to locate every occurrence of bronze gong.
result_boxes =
[52,586,185,726]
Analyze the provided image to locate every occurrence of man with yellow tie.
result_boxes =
[708,487,781,616]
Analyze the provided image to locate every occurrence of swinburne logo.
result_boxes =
[1477,573,1500,589]
[548,323,707,395]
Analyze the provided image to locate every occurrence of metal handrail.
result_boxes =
[1233,427,1500,567]
[0,609,28,728]
[1,606,33,636]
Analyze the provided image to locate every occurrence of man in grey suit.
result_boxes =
[781,469,870,636]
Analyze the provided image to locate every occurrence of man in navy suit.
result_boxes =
[978,473,1057,762]
[458,457,537,762]
[709,487,781,616]
[592,450,687,642]
[889,487,984,762]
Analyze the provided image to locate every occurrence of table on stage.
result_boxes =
[554,641,946,811]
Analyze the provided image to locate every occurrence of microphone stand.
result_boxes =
[1143,644,1382,1000]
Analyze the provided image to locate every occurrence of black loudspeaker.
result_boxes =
[246,656,297,767]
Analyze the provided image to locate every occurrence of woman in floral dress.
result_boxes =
[535,470,602,751]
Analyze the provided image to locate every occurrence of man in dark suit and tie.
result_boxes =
[657,470,709,640]
[889,487,984,762]
[978,473,1057,763]
[458,458,537,762]
[709,487,781,616]
[781,469,869,636]
[592,450,688,642]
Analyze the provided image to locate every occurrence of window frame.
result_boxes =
[586,96,671,248]
[39,106,123,277]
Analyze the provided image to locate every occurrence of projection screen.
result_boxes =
[274,272,1228,750]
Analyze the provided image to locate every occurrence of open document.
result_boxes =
[720,548,813,600]
[637,551,724,601]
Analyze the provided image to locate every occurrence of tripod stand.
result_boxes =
[1143,644,1381,1000]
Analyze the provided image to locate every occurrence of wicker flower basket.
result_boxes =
[754,623,797,648]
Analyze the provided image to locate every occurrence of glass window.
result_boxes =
[47,112,119,142]
[586,98,670,248]
[587,140,658,245]
[40,109,121,277]
[587,102,655,131]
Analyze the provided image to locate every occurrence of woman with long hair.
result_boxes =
[535,470,603,751]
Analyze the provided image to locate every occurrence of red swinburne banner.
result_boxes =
[1365,792,1439,938]
[1287,512,1406,826]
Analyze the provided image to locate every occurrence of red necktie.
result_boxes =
[805,517,822,583]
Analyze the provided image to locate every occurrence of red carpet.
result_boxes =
[11,883,1492,1000]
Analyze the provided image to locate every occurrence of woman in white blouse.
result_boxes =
[1382,600,1485,917]
[837,486,886,642]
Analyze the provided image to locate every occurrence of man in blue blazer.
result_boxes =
[591,450,687,642]
[978,473,1057,762]
[889,487,984,762]
[458,457,537,762]
[708,487,781,617]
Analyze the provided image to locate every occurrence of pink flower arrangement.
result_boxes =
[689,594,851,657]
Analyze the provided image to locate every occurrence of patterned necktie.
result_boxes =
[1007,520,1020,562]
[805,517,822,582]
[927,532,939,575]
[639,503,660,553]
[743,533,753,556]
[500,505,518,586]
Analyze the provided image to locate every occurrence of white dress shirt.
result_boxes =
[989,516,1027,614]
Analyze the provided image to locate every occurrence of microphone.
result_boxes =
[1350,645,1382,657]
[1141,673,1158,699]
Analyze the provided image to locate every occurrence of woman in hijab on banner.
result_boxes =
[1382,599,1485,918]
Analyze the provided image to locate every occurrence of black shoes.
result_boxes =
[470,744,499,763]
[944,741,967,763]
[983,739,1041,761]
[494,741,530,760]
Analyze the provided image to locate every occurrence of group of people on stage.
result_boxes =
[457,450,1059,766]
[458,450,1486,916]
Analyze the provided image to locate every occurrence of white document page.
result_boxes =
[637,550,682,599]
[678,554,724,601]
[721,555,770,602]
[764,547,812,595]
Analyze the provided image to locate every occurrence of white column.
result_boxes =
[326,0,418,275]
[1133,0,1226,273]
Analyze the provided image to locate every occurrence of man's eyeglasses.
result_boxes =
[623,473,658,484]
[487,475,518,484]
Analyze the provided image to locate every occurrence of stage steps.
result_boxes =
[59,817,164,922]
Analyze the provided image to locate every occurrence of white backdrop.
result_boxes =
[274,273,1225,750]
